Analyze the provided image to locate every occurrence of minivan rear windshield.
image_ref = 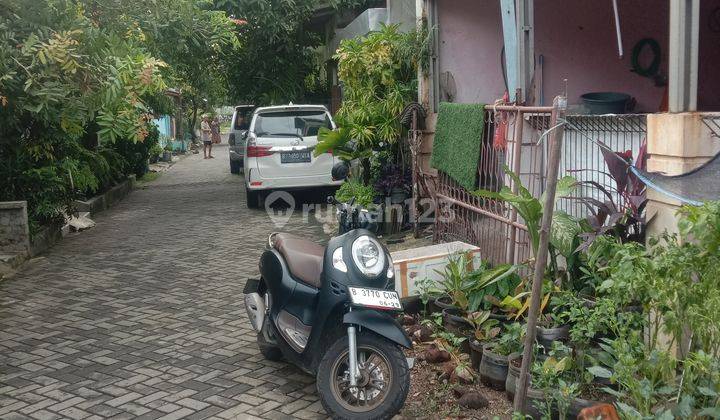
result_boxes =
[254,110,331,137]
[233,110,253,130]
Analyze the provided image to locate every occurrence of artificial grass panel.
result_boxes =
[430,102,486,191]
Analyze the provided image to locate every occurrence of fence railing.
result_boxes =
[433,104,555,266]
[431,103,648,267]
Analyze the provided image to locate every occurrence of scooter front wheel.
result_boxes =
[316,332,409,420]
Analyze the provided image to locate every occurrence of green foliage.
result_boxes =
[491,322,526,356]
[334,180,377,208]
[473,264,522,311]
[0,0,234,229]
[430,103,486,191]
[216,0,369,105]
[475,170,590,292]
[334,23,419,146]
[465,310,500,342]
[431,253,520,314]
[583,202,720,417]
[314,24,420,184]
[531,342,579,420]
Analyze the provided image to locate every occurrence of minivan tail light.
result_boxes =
[247,145,273,157]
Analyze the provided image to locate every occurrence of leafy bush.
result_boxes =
[583,202,720,416]
[335,180,377,208]
[0,0,235,231]
[316,24,421,184]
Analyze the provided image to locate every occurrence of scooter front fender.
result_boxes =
[343,309,412,349]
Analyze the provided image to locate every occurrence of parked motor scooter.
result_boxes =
[243,162,411,419]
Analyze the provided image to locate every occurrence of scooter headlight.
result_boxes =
[351,235,385,277]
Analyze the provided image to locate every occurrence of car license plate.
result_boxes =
[348,287,402,310]
[281,151,311,163]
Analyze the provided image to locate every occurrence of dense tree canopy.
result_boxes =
[215,0,369,105]
[0,0,237,228]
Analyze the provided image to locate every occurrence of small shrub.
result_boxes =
[335,180,377,208]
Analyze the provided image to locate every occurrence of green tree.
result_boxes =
[214,0,369,105]
[0,0,237,228]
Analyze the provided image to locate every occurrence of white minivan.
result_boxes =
[242,104,343,208]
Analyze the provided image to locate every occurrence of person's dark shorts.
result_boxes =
[203,140,212,145]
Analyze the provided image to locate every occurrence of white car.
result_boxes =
[242,104,343,208]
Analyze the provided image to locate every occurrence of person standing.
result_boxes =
[201,116,213,159]
[211,116,221,144]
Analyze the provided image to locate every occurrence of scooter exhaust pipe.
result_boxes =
[244,293,266,332]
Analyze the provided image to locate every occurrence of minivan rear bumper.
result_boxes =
[246,171,342,191]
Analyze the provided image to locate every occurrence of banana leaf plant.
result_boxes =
[473,168,588,291]
[431,254,521,313]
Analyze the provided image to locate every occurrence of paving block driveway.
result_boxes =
[0,144,331,420]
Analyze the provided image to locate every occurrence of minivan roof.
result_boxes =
[234,105,255,110]
[254,104,328,113]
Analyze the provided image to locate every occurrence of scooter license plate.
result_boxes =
[348,287,402,311]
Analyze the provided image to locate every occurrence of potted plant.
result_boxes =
[374,163,411,204]
[149,143,163,164]
[431,253,472,315]
[537,313,570,352]
[465,310,501,370]
[162,142,173,162]
[479,322,526,390]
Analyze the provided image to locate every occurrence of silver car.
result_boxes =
[228,105,255,174]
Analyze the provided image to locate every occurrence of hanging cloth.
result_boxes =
[492,92,511,150]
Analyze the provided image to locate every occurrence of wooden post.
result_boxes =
[512,95,566,411]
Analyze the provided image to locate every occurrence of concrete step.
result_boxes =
[0,252,27,279]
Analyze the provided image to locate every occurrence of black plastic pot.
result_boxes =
[479,345,509,390]
[580,92,631,114]
[442,309,471,352]
[490,312,512,324]
[509,380,612,419]
[536,324,570,350]
[505,352,522,401]
[433,296,455,312]
[469,337,483,371]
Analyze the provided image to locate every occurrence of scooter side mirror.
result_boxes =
[331,161,349,181]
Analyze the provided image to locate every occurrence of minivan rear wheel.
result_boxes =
[230,160,241,174]
[246,187,261,209]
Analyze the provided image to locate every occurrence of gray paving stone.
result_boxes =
[0,145,329,419]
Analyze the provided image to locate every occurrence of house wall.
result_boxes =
[436,0,720,111]
[436,0,505,104]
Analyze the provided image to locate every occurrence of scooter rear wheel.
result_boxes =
[316,332,409,420]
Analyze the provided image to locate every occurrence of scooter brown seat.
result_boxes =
[272,233,324,288]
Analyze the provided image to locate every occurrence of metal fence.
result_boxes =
[433,104,555,266]
[431,103,648,267]
[557,114,647,218]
